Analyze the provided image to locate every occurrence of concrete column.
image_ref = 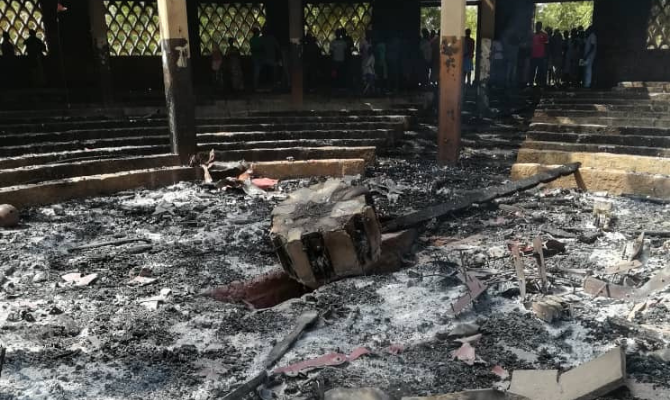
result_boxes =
[477,0,495,116]
[438,0,466,165]
[88,0,113,104]
[288,0,303,106]
[156,0,196,164]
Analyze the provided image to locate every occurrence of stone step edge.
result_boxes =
[511,163,670,199]
[516,149,670,176]
[0,145,169,170]
[0,166,198,208]
[0,154,180,188]
[0,158,370,208]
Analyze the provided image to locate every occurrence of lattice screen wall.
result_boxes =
[304,2,372,54]
[198,2,266,55]
[104,0,161,56]
[648,0,670,49]
[0,0,47,55]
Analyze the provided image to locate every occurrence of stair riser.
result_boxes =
[0,155,180,187]
[0,137,170,157]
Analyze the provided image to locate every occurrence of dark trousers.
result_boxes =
[530,57,547,87]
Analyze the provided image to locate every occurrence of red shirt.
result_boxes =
[531,31,549,58]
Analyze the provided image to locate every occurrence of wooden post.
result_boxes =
[156,0,196,164]
[288,0,304,106]
[89,0,113,104]
[438,0,467,165]
[477,0,496,116]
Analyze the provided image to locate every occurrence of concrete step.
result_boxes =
[196,121,406,133]
[517,148,670,176]
[0,115,411,134]
[536,103,670,113]
[0,119,167,134]
[618,81,670,89]
[0,136,170,157]
[542,91,670,100]
[196,128,397,143]
[1,127,169,146]
[248,109,418,117]
[0,154,179,187]
[529,123,670,136]
[202,146,377,164]
[522,140,670,158]
[533,115,670,128]
[0,145,170,169]
[527,131,670,148]
[534,110,669,119]
[0,166,197,208]
[199,138,388,152]
[511,163,670,199]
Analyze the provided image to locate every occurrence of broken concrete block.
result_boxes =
[509,370,560,400]
[403,389,529,400]
[559,347,626,400]
[532,298,564,323]
[271,179,382,288]
[325,388,391,400]
[509,347,626,400]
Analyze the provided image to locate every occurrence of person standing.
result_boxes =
[374,35,388,90]
[226,38,244,92]
[548,29,563,87]
[1,32,14,57]
[211,45,224,92]
[503,31,520,87]
[529,21,549,87]
[430,30,440,85]
[260,27,281,89]
[463,28,475,86]
[582,26,597,88]
[420,28,432,87]
[250,28,263,90]
[330,29,347,89]
[1,32,16,88]
[24,29,46,87]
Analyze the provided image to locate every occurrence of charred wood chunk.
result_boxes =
[271,179,381,288]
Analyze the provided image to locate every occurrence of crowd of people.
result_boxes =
[508,21,597,89]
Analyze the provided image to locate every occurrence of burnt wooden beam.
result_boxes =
[438,0,466,164]
[157,0,196,164]
[383,163,581,233]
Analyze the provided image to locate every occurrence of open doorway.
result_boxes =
[534,1,594,33]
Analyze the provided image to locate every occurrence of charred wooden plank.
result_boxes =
[383,163,581,233]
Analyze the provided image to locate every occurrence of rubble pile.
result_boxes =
[1,119,670,399]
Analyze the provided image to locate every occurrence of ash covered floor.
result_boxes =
[2,118,670,400]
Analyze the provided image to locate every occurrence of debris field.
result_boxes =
[2,130,670,400]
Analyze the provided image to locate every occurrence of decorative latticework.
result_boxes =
[198,2,266,55]
[647,0,670,50]
[304,3,372,54]
[104,0,161,56]
[0,0,47,55]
